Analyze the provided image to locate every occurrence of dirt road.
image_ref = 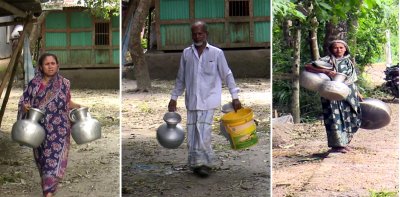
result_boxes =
[0,88,120,197]
[121,78,271,197]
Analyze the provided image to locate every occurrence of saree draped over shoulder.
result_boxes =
[318,56,362,147]
[18,73,71,195]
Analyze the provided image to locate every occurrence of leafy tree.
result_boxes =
[83,0,120,19]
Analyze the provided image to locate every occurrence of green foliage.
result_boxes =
[141,38,148,49]
[84,0,119,20]
[354,0,399,66]
[369,190,398,197]
[273,0,306,21]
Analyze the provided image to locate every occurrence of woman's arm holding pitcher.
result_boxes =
[304,63,337,78]
[69,100,82,110]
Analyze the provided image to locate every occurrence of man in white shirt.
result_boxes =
[168,21,241,178]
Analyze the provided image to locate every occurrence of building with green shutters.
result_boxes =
[155,0,270,50]
[143,0,270,79]
[42,8,119,88]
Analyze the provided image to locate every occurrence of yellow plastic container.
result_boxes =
[221,108,258,150]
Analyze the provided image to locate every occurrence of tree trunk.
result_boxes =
[128,0,151,92]
[292,22,301,123]
[282,19,292,47]
[323,21,348,56]
[30,11,48,61]
[309,16,320,60]
[30,11,48,51]
[347,12,359,65]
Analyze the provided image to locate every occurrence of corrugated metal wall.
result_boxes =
[157,0,270,50]
[160,0,189,20]
[254,21,270,42]
[229,22,250,43]
[208,23,225,46]
[253,0,270,17]
[160,24,191,48]
[44,10,119,68]
[0,16,13,59]
[195,0,225,18]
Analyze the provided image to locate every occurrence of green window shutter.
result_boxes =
[95,50,110,64]
[160,24,191,47]
[71,32,92,46]
[253,0,270,17]
[46,12,67,29]
[195,0,224,18]
[70,12,92,28]
[45,32,67,47]
[111,15,119,28]
[229,23,250,43]
[70,50,92,65]
[113,49,119,64]
[160,0,189,20]
[112,31,119,45]
[254,21,270,42]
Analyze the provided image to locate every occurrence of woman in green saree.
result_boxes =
[305,40,363,153]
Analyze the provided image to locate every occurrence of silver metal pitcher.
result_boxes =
[11,108,45,148]
[69,107,101,144]
[156,112,185,149]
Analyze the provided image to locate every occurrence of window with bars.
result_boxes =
[229,0,250,16]
[95,22,110,45]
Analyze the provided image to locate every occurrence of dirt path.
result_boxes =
[121,78,271,197]
[272,64,399,196]
[0,88,120,196]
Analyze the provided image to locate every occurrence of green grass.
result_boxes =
[370,190,398,197]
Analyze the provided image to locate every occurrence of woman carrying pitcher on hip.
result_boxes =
[305,40,363,153]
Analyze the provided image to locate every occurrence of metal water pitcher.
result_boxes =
[11,108,45,148]
[156,112,185,149]
[69,107,101,144]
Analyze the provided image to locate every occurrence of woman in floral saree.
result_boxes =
[18,53,81,197]
[305,40,363,154]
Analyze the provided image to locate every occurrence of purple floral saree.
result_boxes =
[18,73,71,195]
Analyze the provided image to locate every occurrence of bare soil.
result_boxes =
[0,88,120,197]
[272,64,399,196]
[121,78,271,197]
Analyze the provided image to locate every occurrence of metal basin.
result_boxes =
[319,81,350,100]
[360,98,391,130]
[313,60,333,69]
[300,71,330,92]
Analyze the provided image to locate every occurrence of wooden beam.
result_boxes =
[0,16,33,127]
[0,0,27,17]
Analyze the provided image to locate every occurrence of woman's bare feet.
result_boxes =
[330,147,350,153]
[45,192,53,197]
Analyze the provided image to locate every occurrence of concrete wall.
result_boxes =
[60,68,119,89]
[124,49,270,80]
[0,16,13,59]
